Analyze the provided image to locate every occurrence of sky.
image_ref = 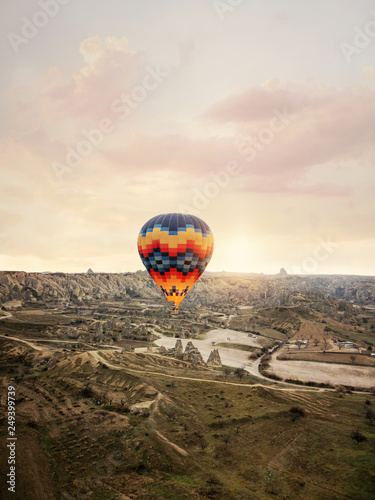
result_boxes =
[1,0,374,275]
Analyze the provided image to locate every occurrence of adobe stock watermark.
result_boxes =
[213,0,243,21]
[7,0,71,54]
[290,237,340,275]
[51,65,169,181]
[178,160,242,215]
[340,11,375,62]
[236,106,296,163]
[179,105,295,215]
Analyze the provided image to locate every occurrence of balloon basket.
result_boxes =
[171,306,179,315]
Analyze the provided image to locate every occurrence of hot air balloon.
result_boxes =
[137,213,214,311]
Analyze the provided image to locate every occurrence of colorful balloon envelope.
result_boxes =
[137,213,214,310]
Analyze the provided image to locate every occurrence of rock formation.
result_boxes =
[182,342,205,366]
[0,271,160,307]
[2,300,22,311]
[175,339,183,358]
[207,349,222,367]
[0,270,374,311]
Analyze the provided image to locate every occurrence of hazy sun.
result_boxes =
[221,239,254,273]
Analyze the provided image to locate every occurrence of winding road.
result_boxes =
[1,310,373,390]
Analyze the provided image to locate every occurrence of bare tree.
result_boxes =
[350,355,356,365]
[313,339,319,347]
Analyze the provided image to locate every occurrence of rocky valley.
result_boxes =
[1,271,375,499]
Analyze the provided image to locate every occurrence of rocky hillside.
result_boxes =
[0,271,374,309]
[189,274,375,309]
[0,271,159,307]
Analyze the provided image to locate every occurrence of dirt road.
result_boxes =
[87,350,328,393]
[0,311,12,320]
[0,334,45,351]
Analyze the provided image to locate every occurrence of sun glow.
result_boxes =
[219,238,255,273]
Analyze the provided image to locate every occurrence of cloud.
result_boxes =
[11,35,146,136]
[203,81,375,186]
[204,79,314,122]
[2,43,375,274]
[101,133,233,175]
[99,80,375,194]
[7,62,375,199]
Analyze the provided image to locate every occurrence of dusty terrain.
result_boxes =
[267,357,375,388]
[1,272,375,498]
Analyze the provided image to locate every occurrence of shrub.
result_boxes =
[115,405,130,414]
[351,430,367,444]
[336,385,347,397]
[290,406,306,422]
[81,386,94,398]
[264,373,282,381]
[365,408,375,425]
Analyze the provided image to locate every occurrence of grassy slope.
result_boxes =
[1,342,375,500]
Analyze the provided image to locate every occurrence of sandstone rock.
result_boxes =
[2,300,22,311]
[0,270,374,311]
[175,339,183,358]
[95,322,104,335]
[190,351,206,366]
[207,349,222,367]
[182,342,206,366]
